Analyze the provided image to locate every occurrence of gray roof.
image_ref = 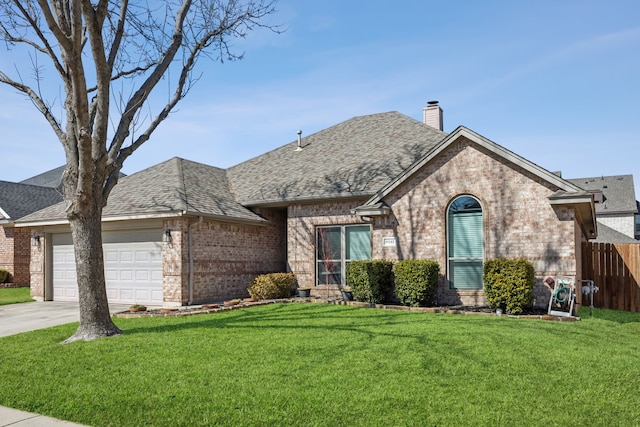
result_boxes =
[593,222,639,244]
[19,166,66,188]
[18,158,266,224]
[567,175,637,214]
[227,111,447,205]
[0,181,62,221]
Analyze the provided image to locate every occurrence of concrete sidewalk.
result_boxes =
[0,406,88,426]
[0,301,131,338]
[0,301,131,426]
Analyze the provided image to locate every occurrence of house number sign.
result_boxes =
[382,237,397,247]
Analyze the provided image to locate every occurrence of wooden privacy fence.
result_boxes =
[581,242,640,312]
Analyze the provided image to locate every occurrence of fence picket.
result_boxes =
[582,242,640,312]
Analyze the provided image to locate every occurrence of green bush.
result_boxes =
[394,260,440,307]
[248,273,297,300]
[483,258,535,314]
[346,260,393,304]
[0,268,8,283]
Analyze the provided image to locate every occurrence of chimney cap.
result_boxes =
[427,100,439,106]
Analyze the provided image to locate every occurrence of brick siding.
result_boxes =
[287,199,370,291]
[163,208,287,304]
[375,137,580,307]
[286,137,583,308]
[0,225,31,287]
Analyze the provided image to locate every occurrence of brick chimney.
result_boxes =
[423,100,443,131]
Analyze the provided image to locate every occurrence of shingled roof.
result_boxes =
[567,175,637,214]
[18,158,266,225]
[19,165,66,188]
[227,111,447,205]
[0,181,62,222]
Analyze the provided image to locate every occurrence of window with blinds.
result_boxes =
[447,196,484,290]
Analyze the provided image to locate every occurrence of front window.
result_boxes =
[316,225,371,286]
[447,196,484,290]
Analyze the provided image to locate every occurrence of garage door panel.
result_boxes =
[53,230,162,305]
[105,251,118,262]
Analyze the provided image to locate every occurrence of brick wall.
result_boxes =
[287,200,369,290]
[0,225,31,287]
[284,138,582,308]
[164,209,287,304]
[374,137,579,307]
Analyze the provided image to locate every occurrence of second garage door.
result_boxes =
[52,230,163,305]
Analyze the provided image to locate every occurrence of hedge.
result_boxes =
[346,260,394,304]
[247,273,297,300]
[394,260,439,307]
[483,258,535,314]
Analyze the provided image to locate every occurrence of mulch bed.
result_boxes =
[114,298,578,321]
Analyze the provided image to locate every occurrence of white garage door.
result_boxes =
[52,230,163,305]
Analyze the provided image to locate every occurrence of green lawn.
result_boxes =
[0,303,638,426]
[0,287,34,305]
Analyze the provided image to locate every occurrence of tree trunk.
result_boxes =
[63,211,122,343]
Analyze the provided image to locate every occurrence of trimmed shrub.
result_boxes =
[394,260,440,307]
[248,273,297,300]
[346,260,393,304]
[0,268,8,283]
[484,258,535,314]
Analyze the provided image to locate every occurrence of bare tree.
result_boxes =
[0,0,280,342]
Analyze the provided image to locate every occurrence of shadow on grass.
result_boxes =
[118,303,438,343]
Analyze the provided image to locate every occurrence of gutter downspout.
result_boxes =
[188,216,203,305]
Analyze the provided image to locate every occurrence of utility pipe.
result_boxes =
[188,216,203,305]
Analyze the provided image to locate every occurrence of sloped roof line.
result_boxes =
[362,125,585,207]
[227,111,447,205]
[15,157,267,226]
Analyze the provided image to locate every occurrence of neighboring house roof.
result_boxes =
[567,175,637,214]
[20,165,127,190]
[0,181,62,223]
[356,126,597,239]
[593,223,639,244]
[227,111,446,205]
[17,158,267,226]
[19,165,66,188]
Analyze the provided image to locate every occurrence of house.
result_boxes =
[566,175,639,244]
[17,103,598,308]
[0,181,62,286]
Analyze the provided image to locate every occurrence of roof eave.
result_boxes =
[548,192,598,239]
[15,211,185,228]
[351,202,391,217]
[181,210,269,226]
[240,193,372,208]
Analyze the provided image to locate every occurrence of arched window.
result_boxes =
[447,195,484,290]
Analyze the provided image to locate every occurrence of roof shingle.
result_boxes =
[227,111,446,205]
[18,158,266,224]
[0,181,62,221]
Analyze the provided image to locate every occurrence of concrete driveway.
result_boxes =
[0,301,131,338]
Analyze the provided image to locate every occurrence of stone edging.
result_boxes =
[113,297,580,322]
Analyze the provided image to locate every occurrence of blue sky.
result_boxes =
[1,0,639,195]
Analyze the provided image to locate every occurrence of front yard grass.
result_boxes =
[0,303,638,426]
[0,287,34,306]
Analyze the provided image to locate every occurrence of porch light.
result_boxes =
[163,229,172,243]
[31,234,41,247]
